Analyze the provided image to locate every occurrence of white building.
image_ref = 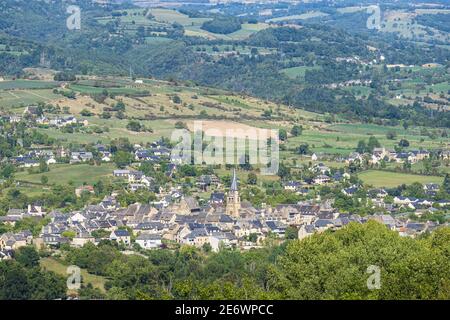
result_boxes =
[136,234,162,249]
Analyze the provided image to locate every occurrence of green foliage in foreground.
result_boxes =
[0,247,66,300]
[270,221,450,299]
[1,222,449,300]
[63,222,450,300]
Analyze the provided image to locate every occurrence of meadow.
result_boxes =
[37,117,177,145]
[15,163,115,187]
[68,84,147,96]
[172,21,271,41]
[266,11,329,22]
[281,66,321,80]
[358,170,444,188]
[40,257,106,294]
[0,89,61,109]
[0,80,59,90]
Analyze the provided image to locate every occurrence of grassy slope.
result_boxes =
[40,257,106,294]
[358,170,443,188]
[1,77,448,190]
[15,163,115,186]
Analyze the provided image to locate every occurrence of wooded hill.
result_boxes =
[0,0,449,127]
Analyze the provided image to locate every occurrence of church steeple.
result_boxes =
[226,169,240,217]
[230,168,238,191]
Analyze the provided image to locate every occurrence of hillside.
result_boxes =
[0,76,448,193]
[0,0,450,305]
[0,1,448,127]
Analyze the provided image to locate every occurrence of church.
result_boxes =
[226,169,241,217]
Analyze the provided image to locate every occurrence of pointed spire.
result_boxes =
[230,169,238,191]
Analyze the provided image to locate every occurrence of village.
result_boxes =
[1,173,448,259]
[1,162,449,259]
[1,0,450,302]
[0,104,449,260]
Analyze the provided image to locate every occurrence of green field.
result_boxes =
[184,22,270,40]
[329,123,448,149]
[148,9,269,40]
[40,257,106,293]
[145,36,173,44]
[96,8,165,31]
[359,170,444,188]
[16,163,115,186]
[266,11,328,22]
[68,84,147,95]
[0,89,61,109]
[37,118,176,145]
[281,66,321,80]
[342,85,373,97]
[283,122,449,156]
[426,82,450,94]
[150,8,208,26]
[0,80,59,90]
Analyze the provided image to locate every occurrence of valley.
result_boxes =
[0,0,449,302]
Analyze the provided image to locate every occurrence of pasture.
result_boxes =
[40,257,106,294]
[0,80,59,90]
[68,84,148,96]
[15,163,115,187]
[0,89,61,109]
[266,11,329,22]
[358,170,444,188]
[37,118,176,145]
[283,122,449,156]
[281,66,321,80]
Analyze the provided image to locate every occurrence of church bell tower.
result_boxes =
[226,169,241,217]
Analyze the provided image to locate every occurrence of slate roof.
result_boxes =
[113,229,130,237]
[136,234,161,241]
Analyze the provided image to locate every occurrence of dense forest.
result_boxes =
[0,247,66,300]
[201,16,242,34]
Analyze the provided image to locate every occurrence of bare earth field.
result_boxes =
[185,120,278,140]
